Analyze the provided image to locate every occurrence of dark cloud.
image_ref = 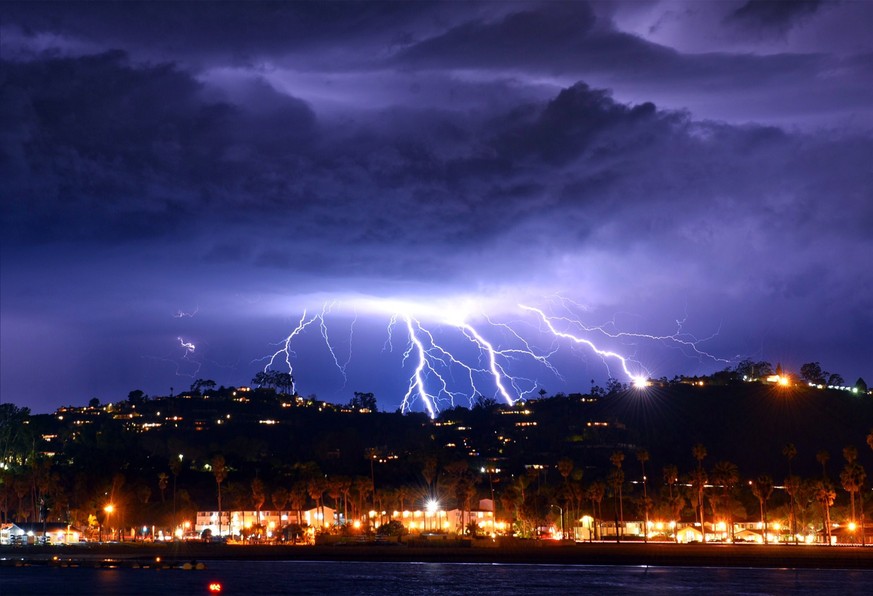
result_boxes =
[727,0,825,33]
[0,2,871,412]
[1,51,315,245]
[0,1,451,65]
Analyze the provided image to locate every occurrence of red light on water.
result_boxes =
[208,582,222,593]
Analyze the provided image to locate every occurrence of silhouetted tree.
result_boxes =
[814,480,835,544]
[349,392,378,412]
[783,443,797,542]
[692,444,708,542]
[211,455,227,536]
[609,451,625,542]
[840,447,866,541]
[816,450,830,480]
[751,475,774,544]
[800,362,827,385]
[712,460,739,542]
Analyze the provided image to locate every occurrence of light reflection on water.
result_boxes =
[2,561,871,595]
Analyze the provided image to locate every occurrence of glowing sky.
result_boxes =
[2,1,871,413]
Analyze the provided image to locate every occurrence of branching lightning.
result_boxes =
[255,304,354,394]
[519,305,647,384]
[260,295,726,417]
[547,296,729,364]
[164,336,201,377]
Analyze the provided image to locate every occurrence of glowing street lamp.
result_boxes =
[549,504,564,540]
[425,499,439,531]
[104,504,115,541]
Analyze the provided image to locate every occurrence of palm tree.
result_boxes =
[338,477,352,523]
[784,475,802,542]
[569,476,585,533]
[609,451,625,542]
[668,491,685,543]
[157,473,168,503]
[692,443,708,542]
[711,461,739,542]
[557,458,574,484]
[211,455,227,537]
[586,481,605,541]
[251,476,266,517]
[365,447,381,511]
[662,464,680,543]
[326,478,343,524]
[814,480,835,545]
[422,456,438,499]
[288,483,308,543]
[444,460,475,534]
[783,443,797,542]
[307,477,326,528]
[636,450,650,543]
[352,476,373,523]
[663,465,679,501]
[751,475,774,544]
[557,458,573,538]
[816,450,830,480]
[271,486,289,512]
[841,447,859,518]
[840,458,866,542]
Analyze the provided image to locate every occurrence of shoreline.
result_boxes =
[2,542,871,570]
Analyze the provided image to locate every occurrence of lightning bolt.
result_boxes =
[389,311,557,415]
[544,296,729,365]
[260,296,726,417]
[173,306,199,318]
[172,336,202,377]
[519,306,647,384]
[256,306,354,394]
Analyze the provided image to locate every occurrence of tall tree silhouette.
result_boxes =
[751,475,774,544]
[692,444,708,542]
[211,455,227,537]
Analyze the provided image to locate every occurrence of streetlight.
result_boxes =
[104,504,115,541]
[550,504,564,540]
[426,499,439,532]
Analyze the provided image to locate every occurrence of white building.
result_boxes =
[195,507,336,538]
[1,522,84,545]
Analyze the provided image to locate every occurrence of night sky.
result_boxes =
[2,1,871,414]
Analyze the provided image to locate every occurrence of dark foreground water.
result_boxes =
[2,561,872,595]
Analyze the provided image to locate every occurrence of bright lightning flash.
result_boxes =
[260,296,724,417]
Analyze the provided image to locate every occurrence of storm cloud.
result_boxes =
[1,1,871,412]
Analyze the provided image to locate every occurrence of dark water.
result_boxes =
[2,561,871,595]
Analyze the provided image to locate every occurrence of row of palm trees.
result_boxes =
[190,431,871,542]
[590,433,871,544]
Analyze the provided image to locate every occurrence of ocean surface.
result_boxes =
[2,561,871,595]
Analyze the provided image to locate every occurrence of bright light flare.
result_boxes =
[632,376,650,389]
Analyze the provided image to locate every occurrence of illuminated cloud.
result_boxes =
[1,1,870,412]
